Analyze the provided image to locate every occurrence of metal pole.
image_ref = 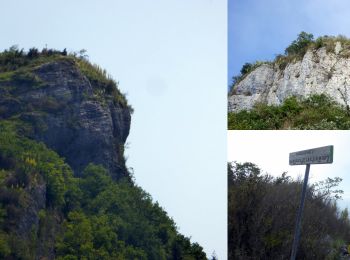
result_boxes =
[290,164,310,260]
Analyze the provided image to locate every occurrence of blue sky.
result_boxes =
[1,1,227,258]
[228,0,350,87]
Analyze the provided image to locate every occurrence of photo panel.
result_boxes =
[228,130,350,259]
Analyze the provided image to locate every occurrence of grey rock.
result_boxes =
[1,59,131,179]
[0,58,132,259]
[228,43,350,112]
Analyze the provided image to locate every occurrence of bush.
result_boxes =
[285,31,314,56]
[0,121,206,259]
[228,162,350,260]
[240,62,254,75]
[228,94,350,130]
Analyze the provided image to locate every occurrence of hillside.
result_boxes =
[0,46,206,259]
[228,32,350,129]
[228,162,350,260]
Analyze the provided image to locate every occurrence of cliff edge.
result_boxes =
[228,35,350,112]
[0,51,131,179]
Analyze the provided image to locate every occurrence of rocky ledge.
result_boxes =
[229,41,350,112]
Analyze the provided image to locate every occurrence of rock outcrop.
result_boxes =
[0,58,131,179]
[228,42,350,112]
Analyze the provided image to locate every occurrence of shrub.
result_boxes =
[228,94,350,130]
[240,62,254,75]
[228,162,350,260]
[285,31,314,56]
[27,48,39,59]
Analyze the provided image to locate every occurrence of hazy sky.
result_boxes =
[228,131,350,210]
[228,0,350,87]
[0,1,227,258]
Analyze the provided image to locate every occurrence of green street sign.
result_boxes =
[289,145,333,166]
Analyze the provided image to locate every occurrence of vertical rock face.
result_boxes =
[228,43,350,112]
[0,59,131,179]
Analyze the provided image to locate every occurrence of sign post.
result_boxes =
[289,145,333,260]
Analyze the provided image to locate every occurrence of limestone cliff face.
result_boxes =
[228,42,350,112]
[0,58,131,179]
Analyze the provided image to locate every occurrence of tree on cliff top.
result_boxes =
[285,31,314,56]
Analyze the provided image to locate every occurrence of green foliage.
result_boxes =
[0,120,205,259]
[0,121,74,208]
[285,31,314,56]
[12,70,44,87]
[228,162,350,260]
[230,33,350,91]
[75,58,132,111]
[240,62,254,75]
[0,46,203,258]
[56,211,94,258]
[0,46,133,112]
[315,37,325,49]
[230,32,314,89]
[0,232,10,258]
[0,45,65,73]
[79,164,111,199]
[0,121,77,258]
[311,177,344,201]
[55,162,206,259]
[228,94,350,129]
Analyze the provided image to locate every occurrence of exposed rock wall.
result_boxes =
[228,43,350,112]
[0,59,131,179]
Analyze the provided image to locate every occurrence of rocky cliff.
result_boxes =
[0,48,206,259]
[0,56,131,179]
[228,40,350,112]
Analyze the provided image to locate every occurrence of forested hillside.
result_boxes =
[228,162,350,260]
[0,47,207,259]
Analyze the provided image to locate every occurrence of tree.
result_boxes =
[311,177,344,201]
[285,31,314,56]
[240,62,253,75]
[79,163,111,199]
[56,211,94,258]
[78,49,88,60]
[27,48,39,58]
[228,161,350,260]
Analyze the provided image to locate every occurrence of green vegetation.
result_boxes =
[230,32,350,90]
[228,33,350,129]
[0,46,132,112]
[0,46,68,73]
[284,31,314,56]
[228,162,350,260]
[0,46,207,258]
[228,94,350,129]
[0,120,206,259]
